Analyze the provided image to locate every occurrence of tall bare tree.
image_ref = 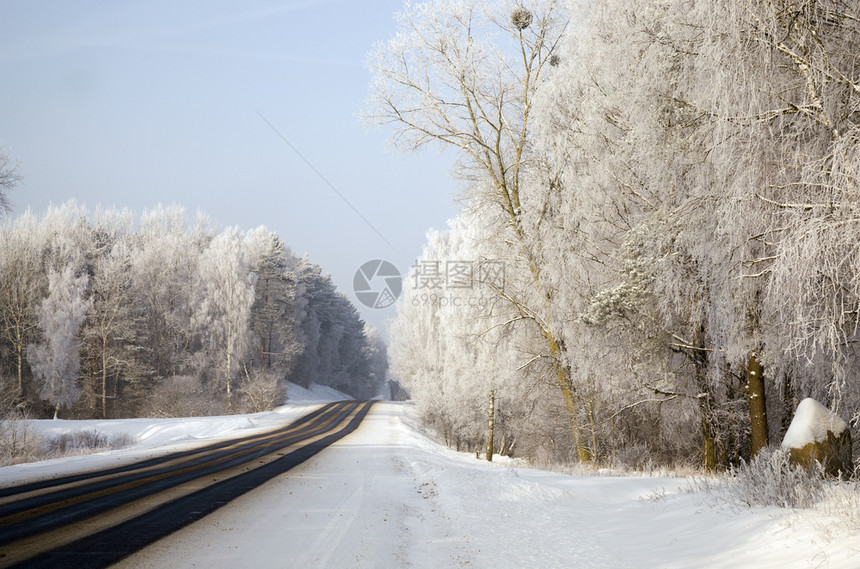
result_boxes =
[0,212,45,402]
[0,145,21,215]
[364,0,591,460]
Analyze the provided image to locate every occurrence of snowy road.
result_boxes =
[112,402,860,569]
[2,401,857,568]
[115,401,492,568]
[0,401,373,568]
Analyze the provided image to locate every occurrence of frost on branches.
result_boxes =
[376,0,860,471]
[28,267,91,419]
[0,203,385,419]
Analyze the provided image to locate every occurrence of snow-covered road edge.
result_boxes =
[3,399,860,568]
[0,382,351,487]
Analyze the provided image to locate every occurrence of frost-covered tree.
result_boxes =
[547,0,737,468]
[522,0,860,467]
[363,324,389,397]
[85,235,136,418]
[390,212,551,459]
[0,211,46,401]
[287,258,327,388]
[288,258,376,398]
[131,206,209,379]
[0,202,378,418]
[0,202,94,407]
[197,228,257,408]
[377,0,860,471]
[245,228,303,376]
[365,0,596,459]
[747,0,860,419]
[27,267,91,418]
[39,201,92,273]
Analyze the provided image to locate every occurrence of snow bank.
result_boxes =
[781,398,849,449]
[285,381,354,403]
[0,381,353,486]
[25,381,351,450]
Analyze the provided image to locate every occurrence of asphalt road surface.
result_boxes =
[0,400,374,569]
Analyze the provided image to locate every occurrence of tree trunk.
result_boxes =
[585,376,599,462]
[266,326,274,370]
[502,436,515,457]
[781,373,795,437]
[687,323,719,471]
[747,353,769,457]
[101,337,108,419]
[486,389,495,462]
[16,334,24,399]
[101,346,107,419]
[260,337,265,374]
[699,393,718,471]
[546,334,590,463]
[226,350,233,411]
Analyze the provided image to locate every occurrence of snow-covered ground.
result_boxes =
[3,394,860,568]
[0,382,352,487]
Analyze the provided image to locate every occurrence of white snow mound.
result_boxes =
[285,382,353,402]
[781,397,848,450]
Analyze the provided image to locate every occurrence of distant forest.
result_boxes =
[0,202,387,419]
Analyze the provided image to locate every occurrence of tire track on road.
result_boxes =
[0,400,374,569]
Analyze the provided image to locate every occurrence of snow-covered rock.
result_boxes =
[781,398,852,477]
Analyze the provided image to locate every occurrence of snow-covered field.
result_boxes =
[0,382,353,487]
[3,392,859,568]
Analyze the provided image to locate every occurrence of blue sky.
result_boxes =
[0,0,460,335]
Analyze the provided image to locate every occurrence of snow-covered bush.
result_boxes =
[611,443,654,472]
[237,371,283,413]
[727,448,824,509]
[45,428,136,457]
[1,413,137,465]
[141,376,227,418]
[0,412,43,466]
[818,481,860,533]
